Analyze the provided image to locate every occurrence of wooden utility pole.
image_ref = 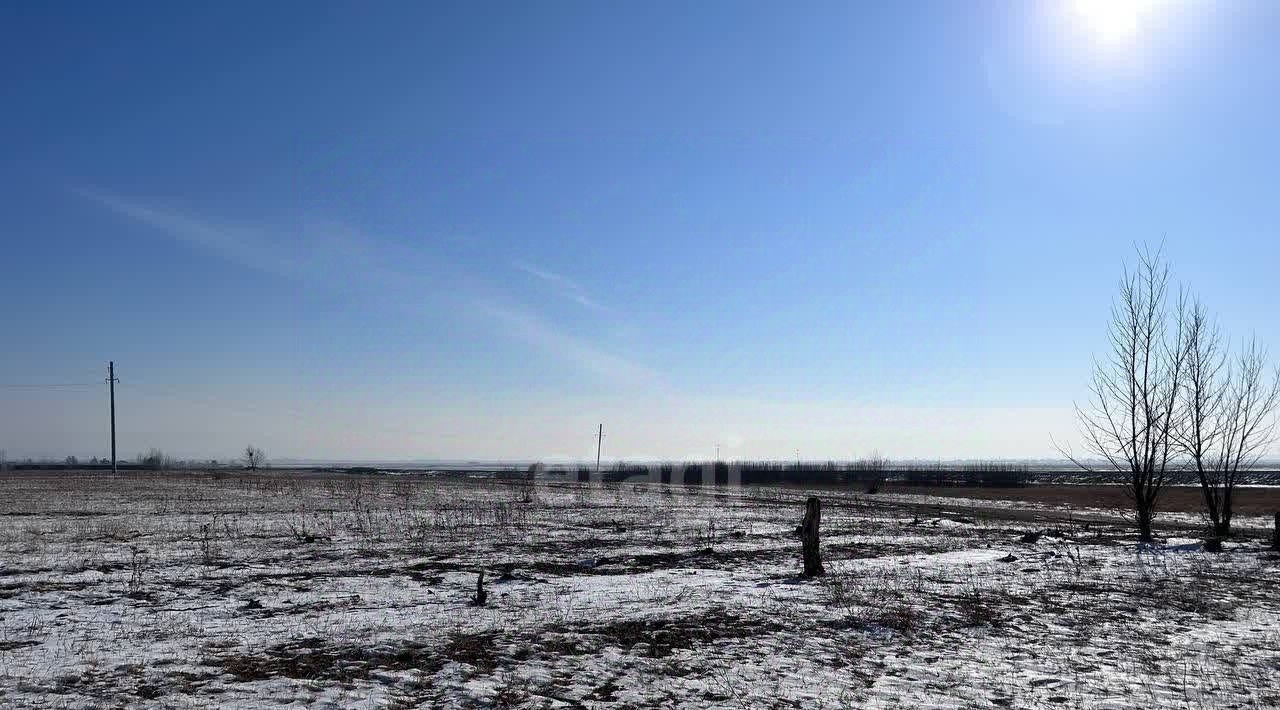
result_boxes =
[107,362,118,475]
[800,496,824,577]
[595,424,603,477]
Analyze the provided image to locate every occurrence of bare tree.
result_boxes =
[138,448,172,470]
[518,463,541,503]
[1177,299,1230,535]
[1179,314,1280,537]
[855,451,890,494]
[243,445,265,471]
[1064,247,1187,542]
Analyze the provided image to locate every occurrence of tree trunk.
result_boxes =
[801,497,824,577]
[1199,483,1222,536]
[1218,488,1234,537]
[1214,516,1232,539]
[1136,504,1154,543]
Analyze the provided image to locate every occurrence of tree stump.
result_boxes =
[472,570,487,606]
[801,497,824,577]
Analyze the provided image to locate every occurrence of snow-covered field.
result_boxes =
[866,489,1280,531]
[1,472,1277,709]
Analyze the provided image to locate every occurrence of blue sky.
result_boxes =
[4,1,1280,462]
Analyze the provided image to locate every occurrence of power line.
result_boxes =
[5,370,455,455]
[118,380,448,442]
[119,381,319,425]
[0,383,100,389]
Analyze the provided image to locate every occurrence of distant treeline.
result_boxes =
[511,459,1034,488]
[2,462,156,472]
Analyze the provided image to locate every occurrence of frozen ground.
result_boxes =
[1,472,1277,709]
[865,489,1279,531]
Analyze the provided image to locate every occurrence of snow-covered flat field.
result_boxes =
[1,472,1277,709]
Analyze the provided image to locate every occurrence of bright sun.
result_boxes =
[1071,0,1153,43]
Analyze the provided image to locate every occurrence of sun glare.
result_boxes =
[1071,0,1151,43]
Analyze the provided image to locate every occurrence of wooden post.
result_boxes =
[472,570,487,606]
[1273,512,1279,551]
[801,496,824,577]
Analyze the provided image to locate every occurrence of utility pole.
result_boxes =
[595,424,603,477]
[107,362,118,475]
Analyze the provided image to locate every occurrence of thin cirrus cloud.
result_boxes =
[475,302,662,386]
[514,260,610,313]
[77,188,306,280]
[79,188,662,388]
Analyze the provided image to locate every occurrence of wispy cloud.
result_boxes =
[477,302,662,387]
[514,261,609,312]
[82,188,659,388]
[78,188,302,279]
[79,189,428,288]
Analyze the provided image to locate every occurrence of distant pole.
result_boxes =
[107,362,118,475]
[595,424,603,476]
[715,444,720,461]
